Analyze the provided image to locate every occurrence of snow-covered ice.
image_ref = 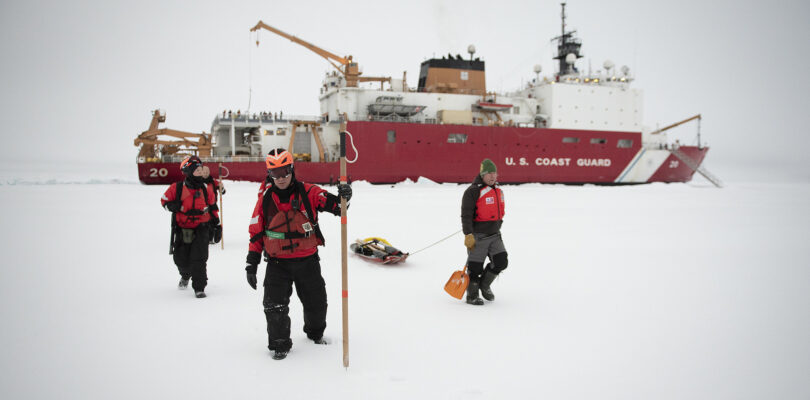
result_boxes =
[1,169,808,399]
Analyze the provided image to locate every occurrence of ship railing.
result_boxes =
[368,113,417,123]
[415,88,489,96]
[152,155,268,164]
[214,114,322,125]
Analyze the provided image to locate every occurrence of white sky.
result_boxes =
[1,0,808,181]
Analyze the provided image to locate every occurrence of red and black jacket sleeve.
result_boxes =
[309,183,344,216]
[206,184,220,221]
[161,183,179,211]
[245,190,266,273]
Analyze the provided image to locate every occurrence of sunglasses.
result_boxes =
[268,165,292,179]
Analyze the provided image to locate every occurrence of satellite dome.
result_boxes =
[467,44,476,54]
[533,64,542,73]
[603,60,615,70]
[565,53,577,65]
[621,65,630,75]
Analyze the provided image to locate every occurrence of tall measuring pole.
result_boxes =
[218,163,224,250]
[339,124,349,368]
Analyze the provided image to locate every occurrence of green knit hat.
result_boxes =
[480,158,497,175]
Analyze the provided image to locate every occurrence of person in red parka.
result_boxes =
[161,156,219,298]
[244,148,352,360]
[460,158,508,305]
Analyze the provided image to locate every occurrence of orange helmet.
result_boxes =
[180,155,202,176]
[266,148,293,170]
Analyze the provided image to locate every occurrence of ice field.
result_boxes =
[1,167,808,399]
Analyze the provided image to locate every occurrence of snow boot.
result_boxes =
[466,281,484,305]
[272,349,288,360]
[178,277,189,290]
[311,337,329,345]
[194,290,206,298]
[480,270,497,301]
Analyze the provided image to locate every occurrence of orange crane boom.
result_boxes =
[650,114,701,135]
[251,21,350,68]
[250,21,389,88]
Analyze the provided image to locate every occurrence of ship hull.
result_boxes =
[137,121,708,185]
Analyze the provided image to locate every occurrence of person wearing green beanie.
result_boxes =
[459,158,508,305]
[479,158,497,175]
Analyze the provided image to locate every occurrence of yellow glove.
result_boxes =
[464,234,476,250]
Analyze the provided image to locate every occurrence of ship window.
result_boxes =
[387,130,396,143]
[562,137,579,143]
[460,71,469,81]
[590,138,606,144]
[447,133,468,144]
[514,106,520,114]
[536,105,541,113]
[276,128,286,136]
[617,139,633,148]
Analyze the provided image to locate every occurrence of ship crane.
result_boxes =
[250,21,390,89]
[134,109,212,159]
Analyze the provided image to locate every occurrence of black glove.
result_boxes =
[246,252,261,272]
[209,225,222,244]
[246,272,257,290]
[337,183,352,201]
[165,201,181,213]
[210,216,220,226]
[245,252,260,287]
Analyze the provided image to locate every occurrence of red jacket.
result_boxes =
[474,186,505,222]
[161,182,218,228]
[249,182,333,259]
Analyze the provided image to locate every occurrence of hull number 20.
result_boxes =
[149,168,168,177]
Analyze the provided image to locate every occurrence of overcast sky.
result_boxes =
[1,0,808,181]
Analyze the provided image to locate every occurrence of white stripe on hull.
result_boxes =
[614,149,672,183]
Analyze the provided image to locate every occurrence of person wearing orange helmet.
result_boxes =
[244,148,352,360]
[160,155,219,298]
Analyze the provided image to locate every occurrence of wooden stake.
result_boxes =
[339,124,349,368]
[218,163,224,250]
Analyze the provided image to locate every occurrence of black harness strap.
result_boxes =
[199,184,218,222]
[259,181,325,246]
[298,184,325,243]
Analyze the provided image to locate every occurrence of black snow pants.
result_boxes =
[172,225,209,291]
[262,253,327,352]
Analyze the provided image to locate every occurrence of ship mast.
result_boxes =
[553,2,583,77]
